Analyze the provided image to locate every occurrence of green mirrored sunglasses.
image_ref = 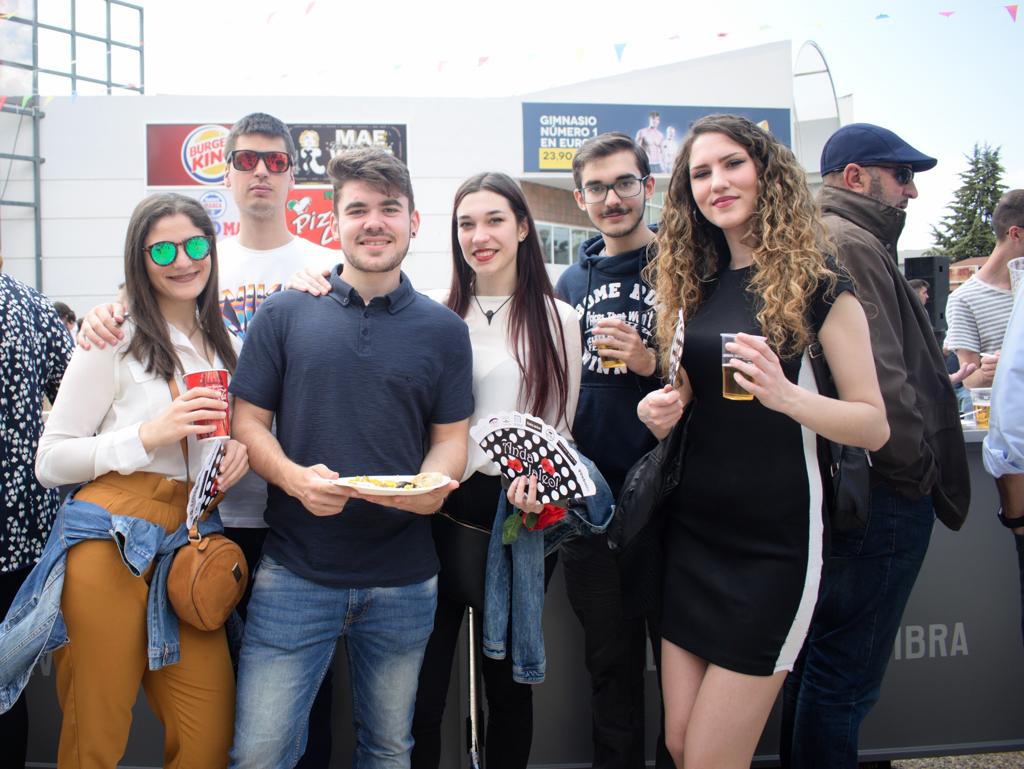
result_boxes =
[146,235,212,266]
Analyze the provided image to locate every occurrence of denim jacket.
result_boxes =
[482,453,614,684]
[0,493,226,713]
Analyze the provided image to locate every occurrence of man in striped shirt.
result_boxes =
[945,189,1024,388]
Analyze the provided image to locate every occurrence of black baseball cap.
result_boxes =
[820,123,937,177]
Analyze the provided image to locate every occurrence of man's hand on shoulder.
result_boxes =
[287,267,332,297]
[77,302,126,350]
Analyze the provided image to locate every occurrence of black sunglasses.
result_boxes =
[227,149,292,173]
[146,235,212,266]
[876,165,915,185]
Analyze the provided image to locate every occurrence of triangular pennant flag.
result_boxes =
[478,56,489,67]
[875,13,890,19]
[0,96,7,111]
[305,1,315,14]
[1006,4,1018,21]
[43,95,55,106]
[717,31,728,37]
[938,10,954,17]
[20,94,30,108]
[614,43,626,62]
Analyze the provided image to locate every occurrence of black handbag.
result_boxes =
[808,342,871,533]
[608,406,691,618]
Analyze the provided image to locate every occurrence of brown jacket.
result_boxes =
[819,186,970,530]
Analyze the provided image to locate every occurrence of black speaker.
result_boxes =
[904,255,949,336]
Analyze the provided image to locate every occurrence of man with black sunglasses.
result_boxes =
[780,123,971,769]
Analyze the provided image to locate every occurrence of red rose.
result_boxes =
[525,503,567,531]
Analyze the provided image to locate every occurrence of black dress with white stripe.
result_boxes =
[660,263,853,676]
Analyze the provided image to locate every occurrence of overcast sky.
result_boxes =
[5,0,1022,250]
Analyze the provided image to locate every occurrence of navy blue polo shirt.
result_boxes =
[229,266,474,588]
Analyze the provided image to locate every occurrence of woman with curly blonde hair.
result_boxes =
[636,114,889,769]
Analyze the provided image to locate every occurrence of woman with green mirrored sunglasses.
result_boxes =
[32,192,248,766]
[146,234,213,266]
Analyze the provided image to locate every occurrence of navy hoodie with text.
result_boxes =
[555,228,660,496]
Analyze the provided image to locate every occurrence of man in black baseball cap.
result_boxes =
[780,125,970,769]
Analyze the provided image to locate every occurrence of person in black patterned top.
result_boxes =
[0,253,73,769]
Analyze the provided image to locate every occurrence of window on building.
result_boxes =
[645,191,665,227]
[535,221,599,265]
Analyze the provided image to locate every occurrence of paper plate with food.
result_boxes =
[333,471,451,496]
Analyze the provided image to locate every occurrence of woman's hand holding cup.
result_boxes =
[138,387,228,452]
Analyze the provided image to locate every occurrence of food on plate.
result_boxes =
[347,472,447,490]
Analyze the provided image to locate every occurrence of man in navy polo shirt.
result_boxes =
[228,148,474,769]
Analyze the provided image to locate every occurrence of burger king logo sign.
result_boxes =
[181,124,229,185]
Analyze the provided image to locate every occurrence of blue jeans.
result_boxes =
[780,481,935,769]
[230,556,437,769]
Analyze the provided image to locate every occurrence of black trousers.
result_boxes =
[562,534,671,769]
[0,566,31,769]
[227,526,332,769]
[411,474,556,769]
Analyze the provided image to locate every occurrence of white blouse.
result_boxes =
[426,291,582,481]
[36,321,237,488]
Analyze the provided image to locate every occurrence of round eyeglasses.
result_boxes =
[146,235,213,266]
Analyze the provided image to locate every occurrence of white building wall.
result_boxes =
[0,41,794,314]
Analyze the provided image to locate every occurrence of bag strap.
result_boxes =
[167,379,201,542]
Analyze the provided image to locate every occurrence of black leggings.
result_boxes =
[411,474,556,769]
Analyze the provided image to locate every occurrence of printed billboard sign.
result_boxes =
[522,102,791,174]
[291,124,407,184]
[167,186,340,249]
[147,123,408,186]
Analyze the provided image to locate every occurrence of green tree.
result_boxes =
[929,143,1007,262]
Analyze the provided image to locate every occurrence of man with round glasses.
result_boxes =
[555,132,668,769]
[780,123,971,769]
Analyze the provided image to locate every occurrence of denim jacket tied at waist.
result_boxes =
[0,494,226,713]
[483,452,614,684]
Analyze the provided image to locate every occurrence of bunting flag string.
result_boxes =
[1006,4,1018,21]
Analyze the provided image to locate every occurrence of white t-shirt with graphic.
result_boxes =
[218,236,339,528]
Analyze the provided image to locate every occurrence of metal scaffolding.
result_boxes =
[0,0,144,290]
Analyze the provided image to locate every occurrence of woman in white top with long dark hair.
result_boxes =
[35,193,249,768]
[411,172,581,769]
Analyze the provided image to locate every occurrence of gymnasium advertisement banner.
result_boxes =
[522,103,791,174]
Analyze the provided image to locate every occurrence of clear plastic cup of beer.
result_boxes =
[720,333,764,401]
[970,387,992,430]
